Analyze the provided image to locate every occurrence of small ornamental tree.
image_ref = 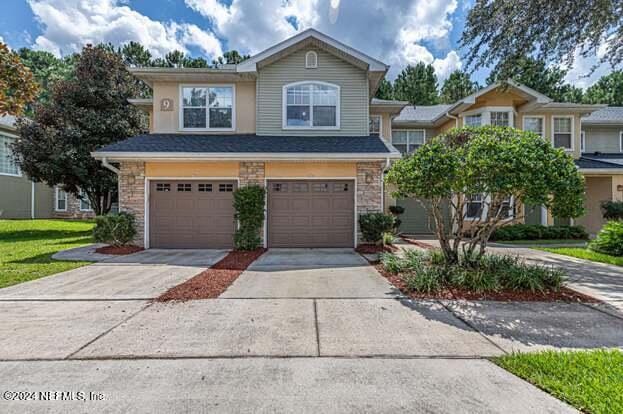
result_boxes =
[385,126,585,263]
[0,42,39,116]
[233,185,266,250]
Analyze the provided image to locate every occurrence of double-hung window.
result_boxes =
[490,111,510,127]
[55,187,67,212]
[464,114,482,127]
[369,115,381,135]
[466,194,484,219]
[523,116,544,137]
[391,130,425,155]
[553,116,573,150]
[79,189,92,211]
[181,86,234,130]
[283,82,339,128]
[0,134,20,176]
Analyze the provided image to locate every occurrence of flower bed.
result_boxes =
[370,248,599,303]
[157,248,266,302]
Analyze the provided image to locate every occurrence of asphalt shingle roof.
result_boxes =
[582,106,623,124]
[575,156,623,169]
[95,134,392,154]
[394,104,453,123]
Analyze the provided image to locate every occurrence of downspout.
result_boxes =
[31,181,35,219]
[446,112,459,128]
[101,157,121,175]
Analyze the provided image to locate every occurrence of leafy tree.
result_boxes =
[461,0,623,79]
[583,71,623,106]
[375,78,394,100]
[120,41,152,67]
[17,48,74,112]
[0,42,39,116]
[212,50,250,66]
[13,45,144,214]
[385,126,585,263]
[440,70,478,103]
[486,56,583,102]
[393,63,438,105]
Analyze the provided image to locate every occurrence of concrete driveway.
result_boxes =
[3,247,622,412]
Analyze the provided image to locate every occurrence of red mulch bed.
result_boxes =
[95,245,144,255]
[156,249,266,302]
[367,257,601,303]
[400,236,436,250]
[355,244,398,254]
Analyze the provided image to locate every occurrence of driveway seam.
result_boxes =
[0,298,153,302]
[2,355,498,362]
[437,300,508,355]
[64,301,154,360]
[313,299,321,357]
[578,301,623,321]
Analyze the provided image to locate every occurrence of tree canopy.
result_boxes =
[440,70,478,103]
[461,0,623,79]
[486,56,584,103]
[13,45,144,214]
[393,62,439,105]
[583,71,623,106]
[385,126,585,262]
[0,42,39,116]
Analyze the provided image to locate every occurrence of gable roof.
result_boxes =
[237,29,388,73]
[394,104,453,124]
[582,106,623,125]
[0,115,17,132]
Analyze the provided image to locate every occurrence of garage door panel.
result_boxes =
[268,180,354,248]
[150,180,236,249]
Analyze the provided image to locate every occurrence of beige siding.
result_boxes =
[575,176,613,235]
[257,48,369,136]
[583,126,622,153]
[151,80,256,134]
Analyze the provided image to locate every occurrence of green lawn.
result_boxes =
[494,239,587,246]
[494,350,623,414]
[0,219,95,289]
[539,247,623,267]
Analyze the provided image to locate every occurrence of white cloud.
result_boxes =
[27,0,222,58]
[563,43,613,89]
[432,50,462,82]
[185,0,461,79]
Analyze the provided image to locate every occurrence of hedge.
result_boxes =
[490,224,588,241]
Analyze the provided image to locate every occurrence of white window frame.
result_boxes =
[0,132,21,177]
[369,114,382,136]
[282,81,340,130]
[305,51,318,69]
[465,194,484,220]
[461,106,515,128]
[391,129,426,155]
[581,130,586,152]
[464,114,482,127]
[490,111,511,127]
[522,115,545,137]
[55,187,67,212]
[79,189,93,212]
[178,84,236,132]
[551,115,574,151]
[465,194,514,221]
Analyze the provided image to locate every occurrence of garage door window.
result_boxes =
[198,183,212,192]
[156,183,171,192]
[219,183,234,192]
[177,183,192,192]
[273,183,287,192]
[334,183,349,192]
[312,183,329,192]
[292,183,308,192]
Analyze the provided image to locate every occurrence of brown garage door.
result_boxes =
[268,180,354,248]
[149,180,236,248]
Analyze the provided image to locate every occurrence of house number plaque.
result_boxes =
[160,98,173,111]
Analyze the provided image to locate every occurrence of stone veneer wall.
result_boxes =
[52,192,96,219]
[118,161,146,246]
[356,161,384,243]
[239,162,265,187]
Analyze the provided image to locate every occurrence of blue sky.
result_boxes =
[0,0,610,88]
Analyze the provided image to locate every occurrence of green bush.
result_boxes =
[450,267,500,293]
[491,224,588,241]
[589,221,623,256]
[379,252,405,274]
[359,213,395,244]
[404,267,442,293]
[233,185,266,251]
[382,232,396,246]
[601,200,623,220]
[93,212,137,246]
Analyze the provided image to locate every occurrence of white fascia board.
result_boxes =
[91,151,402,161]
[237,28,388,73]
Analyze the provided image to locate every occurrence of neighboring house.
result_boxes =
[387,83,623,235]
[93,29,402,249]
[0,115,95,219]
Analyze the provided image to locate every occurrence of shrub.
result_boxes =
[403,249,426,269]
[490,224,588,241]
[589,221,623,256]
[233,185,265,250]
[404,267,442,293]
[380,252,405,274]
[450,267,500,293]
[359,213,395,244]
[388,205,405,232]
[382,232,396,246]
[93,212,137,247]
[601,200,623,220]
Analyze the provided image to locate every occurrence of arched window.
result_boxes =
[283,81,340,129]
[305,51,318,68]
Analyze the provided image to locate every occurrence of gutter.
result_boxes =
[101,157,121,174]
[92,152,402,161]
